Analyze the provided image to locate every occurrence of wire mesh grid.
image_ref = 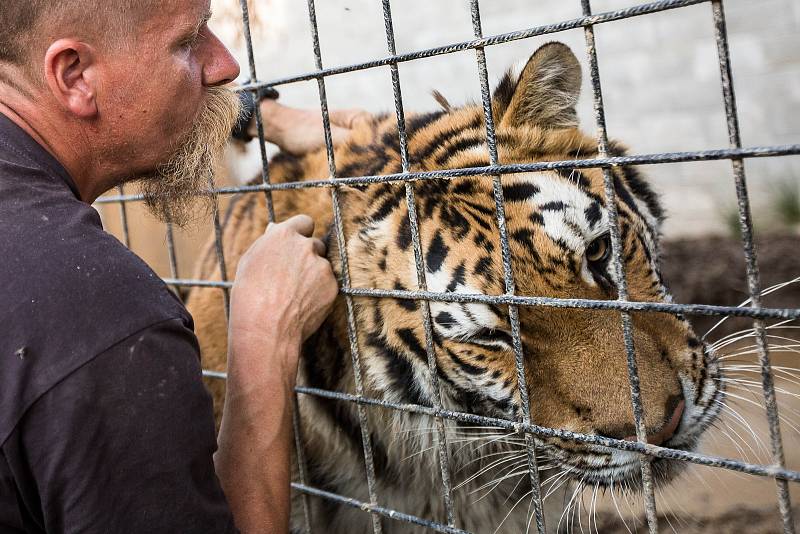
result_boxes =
[96,0,800,532]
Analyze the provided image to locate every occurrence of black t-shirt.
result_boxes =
[0,114,237,533]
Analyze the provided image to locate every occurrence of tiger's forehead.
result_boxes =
[501,171,610,252]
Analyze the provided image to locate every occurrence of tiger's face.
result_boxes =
[333,42,722,490]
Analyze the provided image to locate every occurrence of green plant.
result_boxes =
[772,179,800,228]
[719,203,744,239]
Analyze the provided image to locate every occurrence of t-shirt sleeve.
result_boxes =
[4,318,238,534]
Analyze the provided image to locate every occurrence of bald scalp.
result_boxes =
[0,1,154,71]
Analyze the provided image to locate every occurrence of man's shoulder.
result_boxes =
[1,191,187,330]
[0,181,194,442]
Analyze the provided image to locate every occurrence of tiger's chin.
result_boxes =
[553,407,723,493]
[561,454,691,490]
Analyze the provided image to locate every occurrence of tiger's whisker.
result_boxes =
[492,488,535,534]
[469,461,531,500]
[722,370,800,391]
[722,389,800,435]
[708,419,755,463]
[718,341,800,359]
[558,475,587,534]
[455,448,529,474]
[703,277,800,341]
[609,475,634,534]
[542,467,575,503]
[712,399,769,458]
[708,320,798,350]
[455,453,528,490]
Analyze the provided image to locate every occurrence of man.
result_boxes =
[0,1,340,532]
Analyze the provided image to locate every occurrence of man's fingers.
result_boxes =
[311,238,327,258]
[329,109,370,129]
[272,214,315,237]
[257,102,369,155]
[330,125,353,148]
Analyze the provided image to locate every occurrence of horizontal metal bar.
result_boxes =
[200,379,800,483]
[95,144,800,203]
[343,288,800,319]
[197,374,800,484]
[294,386,800,484]
[166,279,798,320]
[238,0,708,92]
[202,369,228,380]
[290,483,470,534]
[163,278,232,288]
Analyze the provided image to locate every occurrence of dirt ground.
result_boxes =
[591,233,800,533]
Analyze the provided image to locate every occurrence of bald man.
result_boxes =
[0,2,339,533]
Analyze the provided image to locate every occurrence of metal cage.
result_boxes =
[98,0,800,532]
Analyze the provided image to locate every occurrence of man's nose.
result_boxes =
[202,28,241,87]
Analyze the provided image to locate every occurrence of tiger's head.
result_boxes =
[328,42,722,493]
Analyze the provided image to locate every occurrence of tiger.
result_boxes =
[186,42,722,532]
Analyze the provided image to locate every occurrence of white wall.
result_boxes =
[211,0,800,238]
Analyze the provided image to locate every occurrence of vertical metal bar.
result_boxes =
[238,0,276,222]
[379,0,457,527]
[468,2,547,532]
[305,2,383,532]
[292,396,313,534]
[165,223,179,280]
[207,176,231,318]
[164,221,183,300]
[237,2,310,531]
[579,1,659,532]
[710,2,795,532]
[116,185,131,248]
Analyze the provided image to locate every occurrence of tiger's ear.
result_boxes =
[493,42,582,130]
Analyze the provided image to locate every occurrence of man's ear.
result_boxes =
[44,39,98,119]
[494,42,582,130]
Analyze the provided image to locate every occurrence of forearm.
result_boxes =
[214,331,300,534]
[214,215,338,532]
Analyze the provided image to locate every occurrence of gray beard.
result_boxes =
[135,87,242,227]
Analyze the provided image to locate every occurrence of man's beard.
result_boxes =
[136,87,242,226]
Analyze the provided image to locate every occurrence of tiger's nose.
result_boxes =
[623,399,685,446]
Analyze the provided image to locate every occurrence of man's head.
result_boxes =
[0,0,241,225]
[0,2,146,78]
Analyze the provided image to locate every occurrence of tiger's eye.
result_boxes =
[586,234,610,263]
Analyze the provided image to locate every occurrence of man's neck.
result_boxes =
[0,101,60,163]
[0,88,103,203]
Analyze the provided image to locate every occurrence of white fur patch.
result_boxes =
[424,263,503,342]
[518,171,610,248]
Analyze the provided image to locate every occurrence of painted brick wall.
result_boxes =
[212,0,800,238]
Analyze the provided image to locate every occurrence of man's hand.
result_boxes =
[229,213,337,353]
[215,214,338,534]
[254,99,370,156]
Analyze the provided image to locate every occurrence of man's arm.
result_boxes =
[214,215,338,533]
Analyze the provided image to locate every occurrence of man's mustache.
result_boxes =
[137,87,242,227]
